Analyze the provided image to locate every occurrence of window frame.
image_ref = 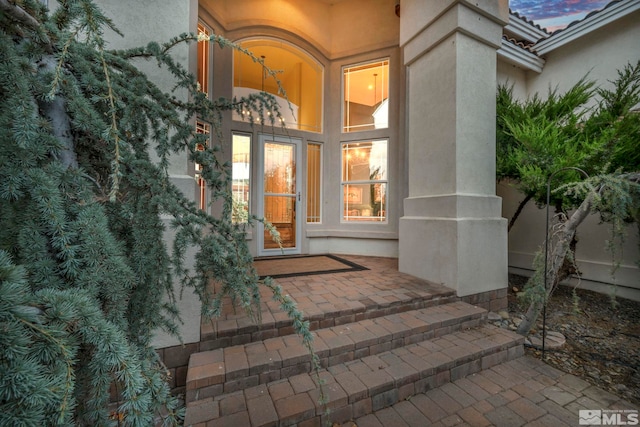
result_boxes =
[195,120,211,211]
[306,142,323,224]
[231,132,252,224]
[231,37,324,133]
[340,139,389,223]
[342,58,390,134]
[197,21,213,98]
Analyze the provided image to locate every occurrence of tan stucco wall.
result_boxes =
[527,11,640,103]
[496,10,640,300]
[496,60,527,100]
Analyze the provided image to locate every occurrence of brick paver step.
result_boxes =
[200,279,456,350]
[186,301,487,402]
[184,324,525,427]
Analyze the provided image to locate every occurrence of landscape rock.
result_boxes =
[487,311,502,321]
[528,331,566,350]
[506,274,640,405]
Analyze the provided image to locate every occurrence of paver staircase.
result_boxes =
[183,283,524,427]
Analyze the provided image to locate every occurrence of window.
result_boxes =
[307,143,322,223]
[232,133,251,223]
[195,23,212,211]
[343,59,389,132]
[341,140,387,222]
[197,22,211,96]
[195,121,210,211]
[233,38,323,132]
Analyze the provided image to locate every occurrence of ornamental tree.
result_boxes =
[0,1,311,425]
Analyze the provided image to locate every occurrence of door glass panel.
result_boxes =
[263,142,296,249]
[195,121,210,211]
[263,196,296,249]
[232,133,251,223]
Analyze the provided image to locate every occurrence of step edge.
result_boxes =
[200,291,458,342]
[187,302,488,392]
[184,327,524,426]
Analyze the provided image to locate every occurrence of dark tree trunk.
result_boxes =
[37,56,78,170]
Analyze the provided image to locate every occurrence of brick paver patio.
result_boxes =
[184,255,638,426]
[339,356,638,427]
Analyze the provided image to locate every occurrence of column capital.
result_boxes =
[400,0,508,65]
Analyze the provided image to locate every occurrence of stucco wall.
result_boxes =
[527,11,640,104]
[97,0,203,347]
[496,60,527,99]
[496,10,640,300]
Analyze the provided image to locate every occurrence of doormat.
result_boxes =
[253,254,368,279]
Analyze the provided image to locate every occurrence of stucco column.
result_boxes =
[398,0,509,298]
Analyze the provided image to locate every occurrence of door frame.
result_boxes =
[257,134,303,256]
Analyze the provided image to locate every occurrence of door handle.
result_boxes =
[297,192,301,201]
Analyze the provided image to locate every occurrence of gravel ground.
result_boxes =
[497,275,640,406]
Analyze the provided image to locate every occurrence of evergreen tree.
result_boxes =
[0,1,312,425]
[496,62,640,336]
[497,61,640,231]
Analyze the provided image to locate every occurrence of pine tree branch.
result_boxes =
[113,34,195,60]
[0,0,41,31]
[0,0,51,48]
[18,316,75,421]
[626,172,640,183]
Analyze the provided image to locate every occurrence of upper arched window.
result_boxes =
[233,38,323,133]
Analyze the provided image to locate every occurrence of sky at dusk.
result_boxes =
[509,0,611,31]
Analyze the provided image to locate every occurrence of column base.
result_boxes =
[399,213,507,298]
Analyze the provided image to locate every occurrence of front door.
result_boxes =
[258,135,302,255]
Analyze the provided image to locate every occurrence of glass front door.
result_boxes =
[259,135,301,255]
